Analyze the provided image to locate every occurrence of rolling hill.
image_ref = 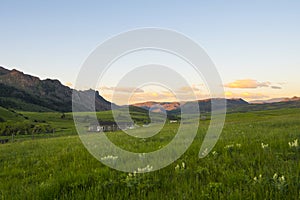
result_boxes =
[0,106,26,122]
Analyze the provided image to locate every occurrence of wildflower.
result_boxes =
[182,162,186,169]
[201,148,208,156]
[236,143,242,148]
[100,155,118,161]
[279,175,285,183]
[139,153,146,159]
[288,139,299,148]
[175,162,187,171]
[272,173,286,190]
[273,173,278,180]
[253,174,262,183]
[137,165,153,173]
[212,151,218,156]
[125,172,138,187]
[261,143,269,149]
[224,144,234,149]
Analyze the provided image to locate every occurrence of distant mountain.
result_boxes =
[281,96,300,102]
[250,98,287,104]
[134,97,300,114]
[250,96,300,104]
[133,98,249,114]
[133,101,181,112]
[0,66,115,112]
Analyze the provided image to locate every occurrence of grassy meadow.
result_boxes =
[0,108,299,199]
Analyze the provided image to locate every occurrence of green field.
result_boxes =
[0,108,300,199]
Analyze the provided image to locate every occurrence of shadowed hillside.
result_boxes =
[0,66,115,112]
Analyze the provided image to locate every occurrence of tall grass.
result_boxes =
[0,108,299,199]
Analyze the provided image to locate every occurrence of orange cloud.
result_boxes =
[101,91,177,105]
[177,86,192,92]
[100,85,210,105]
[224,79,271,89]
[225,91,268,99]
[102,89,203,105]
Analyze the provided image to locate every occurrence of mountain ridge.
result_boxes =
[1,66,299,113]
[133,98,249,114]
[250,96,300,104]
[0,66,115,112]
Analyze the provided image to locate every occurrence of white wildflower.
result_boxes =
[236,143,242,148]
[288,139,299,148]
[182,162,186,169]
[175,162,187,171]
[100,155,118,161]
[273,173,278,180]
[201,148,209,156]
[272,173,286,190]
[224,144,234,149]
[279,175,285,183]
[261,143,269,149]
[139,153,146,159]
[253,174,262,183]
[137,165,153,173]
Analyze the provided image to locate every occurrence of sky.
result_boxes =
[0,1,299,104]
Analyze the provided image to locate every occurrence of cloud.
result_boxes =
[101,88,208,105]
[131,91,176,102]
[224,79,271,89]
[225,91,268,99]
[176,85,202,93]
[101,91,178,105]
[99,86,144,93]
[177,86,193,93]
[100,84,211,105]
[129,88,210,104]
[271,86,282,89]
[224,79,283,90]
[161,91,175,97]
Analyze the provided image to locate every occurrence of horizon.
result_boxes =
[1,1,300,104]
[1,64,299,106]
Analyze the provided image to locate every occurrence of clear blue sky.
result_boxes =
[1,1,299,102]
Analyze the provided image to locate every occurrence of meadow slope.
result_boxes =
[0,109,299,199]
